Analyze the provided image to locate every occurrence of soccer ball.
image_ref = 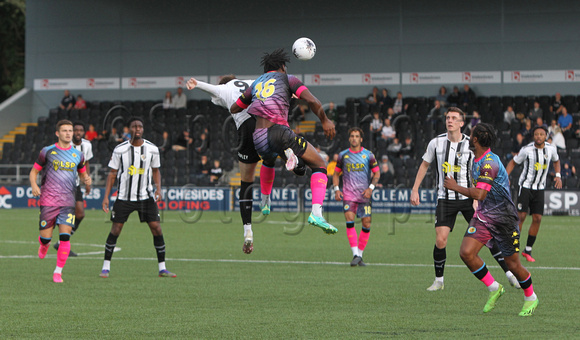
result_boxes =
[292,37,316,61]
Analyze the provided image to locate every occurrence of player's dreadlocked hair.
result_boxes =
[471,123,497,149]
[261,48,290,73]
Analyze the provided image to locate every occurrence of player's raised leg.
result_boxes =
[460,237,504,313]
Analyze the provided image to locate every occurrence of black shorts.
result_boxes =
[75,186,83,202]
[517,187,544,215]
[237,117,261,164]
[111,198,160,223]
[253,124,308,162]
[465,215,520,257]
[435,199,474,230]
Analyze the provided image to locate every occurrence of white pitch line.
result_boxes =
[0,240,121,257]
[1,253,578,271]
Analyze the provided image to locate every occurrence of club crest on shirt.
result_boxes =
[141,154,147,161]
[362,155,367,159]
[72,153,77,158]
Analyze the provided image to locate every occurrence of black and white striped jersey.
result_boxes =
[513,142,559,190]
[423,133,473,200]
[108,140,160,201]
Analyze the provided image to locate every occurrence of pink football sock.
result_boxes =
[56,241,71,268]
[521,275,534,297]
[358,230,370,251]
[481,271,495,287]
[310,171,328,205]
[260,165,275,195]
[346,227,358,248]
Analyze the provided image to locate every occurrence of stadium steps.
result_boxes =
[297,120,316,133]
[228,161,263,186]
[0,122,37,158]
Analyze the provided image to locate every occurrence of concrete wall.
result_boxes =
[17,0,580,122]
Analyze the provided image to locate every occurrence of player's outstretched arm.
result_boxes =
[410,161,430,206]
[300,89,335,140]
[29,167,41,197]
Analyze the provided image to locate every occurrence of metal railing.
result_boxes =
[0,164,103,185]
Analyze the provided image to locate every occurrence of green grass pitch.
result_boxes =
[1,208,579,339]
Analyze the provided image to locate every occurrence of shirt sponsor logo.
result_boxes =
[52,160,77,171]
[128,165,145,176]
[442,162,461,173]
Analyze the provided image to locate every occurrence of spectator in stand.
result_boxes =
[385,107,396,121]
[122,126,131,142]
[377,155,394,188]
[381,118,396,142]
[74,94,87,110]
[436,86,448,108]
[195,154,212,183]
[504,105,516,126]
[327,153,339,178]
[461,84,476,110]
[293,101,309,122]
[209,159,223,185]
[427,100,443,127]
[515,111,526,126]
[109,127,123,145]
[315,144,329,165]
[548,119,566,150]
[558,106,573,139]
[365,86,380,113]
[173,87,187,109]
[370,111,383,142]
[509,133,526,161]
[393,91,407,115]
[194,131,209,154]
[158,131,172,153]
[85,124,99,141]
[561,161,576,182]
[387,137,402,158]
[551,92,564,116]
[379,88,393,111]
[400,136,414,160]
[172,130,193,151]
[534,117,544,129]
[162,91,173,109]
[529,101,543,122]
[468,110,480,131]
[521,119,533,144]
[447,86,461,107]
[59,90,75,110]
[325,101,338,123]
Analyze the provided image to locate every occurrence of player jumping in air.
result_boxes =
[444,123,538,316]
[30,119,91,283]
[333,127,380,266]
[186,75,262,254]
[230,48,337,234]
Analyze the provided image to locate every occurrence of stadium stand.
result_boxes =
[1,93,580,189]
